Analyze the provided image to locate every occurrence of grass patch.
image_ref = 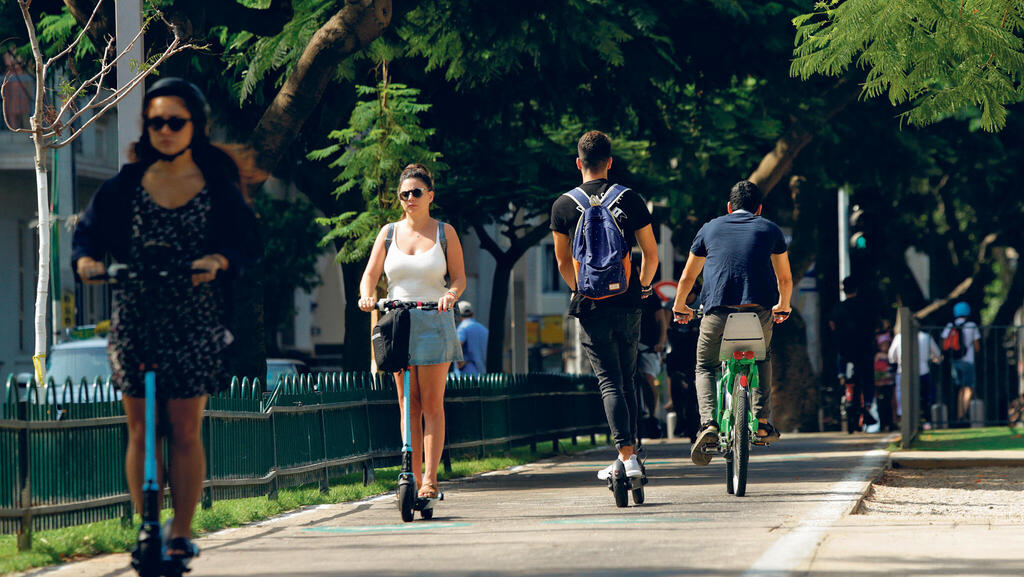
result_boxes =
[890,426,1024,452]
[0,437,603,575]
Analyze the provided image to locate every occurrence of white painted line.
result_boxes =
[741,447,889,577]
[255,503,333,526]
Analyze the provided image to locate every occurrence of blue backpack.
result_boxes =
[564,185,632,300]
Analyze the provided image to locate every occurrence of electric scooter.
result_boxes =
[94,259,208,576]
[377,299,444,522]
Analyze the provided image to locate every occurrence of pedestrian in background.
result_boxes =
[455,301,489,375]
[941,301,981,422]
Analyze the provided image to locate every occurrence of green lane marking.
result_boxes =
[544,517,706,526]
[304,522,471,534]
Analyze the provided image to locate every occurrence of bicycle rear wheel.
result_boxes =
[732,377,750,497]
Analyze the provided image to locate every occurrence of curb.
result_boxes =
[891,455,1024,469]
[848,434,900,516]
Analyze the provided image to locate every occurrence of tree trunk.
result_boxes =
[485,259,514,374]
[341,259,370,371]
[250,0,392,176]
[991,244,1024,326]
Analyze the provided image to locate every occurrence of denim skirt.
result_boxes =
[408,308,463,366]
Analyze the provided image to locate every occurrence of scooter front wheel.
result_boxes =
[610,461,629,508]
[398,482,415,522]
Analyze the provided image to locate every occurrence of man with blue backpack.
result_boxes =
[550,130,659,483]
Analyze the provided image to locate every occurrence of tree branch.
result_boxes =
[914,232,1000,320]
[748,78,861,195]
[250,0,392,177]
[62,0,116,46]
[45,0,105,75]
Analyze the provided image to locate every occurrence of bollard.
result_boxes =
[969,399,985,428]
[666,412,678,439]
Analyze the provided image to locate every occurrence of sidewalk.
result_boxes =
[891,450,1024,469]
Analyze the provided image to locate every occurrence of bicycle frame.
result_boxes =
[714,355,759,452]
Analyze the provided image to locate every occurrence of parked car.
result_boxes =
[265,358,309,392]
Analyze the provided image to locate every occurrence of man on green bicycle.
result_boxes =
[671,180,793,465]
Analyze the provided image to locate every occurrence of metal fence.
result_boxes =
[920,324,1024,427]
[0,371,604,544]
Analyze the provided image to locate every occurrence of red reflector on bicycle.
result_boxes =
[733,351,744,360]
[744,351,756,360]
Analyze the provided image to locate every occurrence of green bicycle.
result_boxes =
[697,310,780,497]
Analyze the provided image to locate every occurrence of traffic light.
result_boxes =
[848,203,870,281]
[849,204,868,251]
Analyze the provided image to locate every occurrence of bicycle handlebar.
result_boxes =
[673,306,790,324]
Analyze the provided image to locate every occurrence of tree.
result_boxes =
[311,64,444,265]
[3,0,193,384]
[792,0,1024,132]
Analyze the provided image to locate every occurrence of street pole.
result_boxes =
[116,0,144,169]
[837,186,850,301]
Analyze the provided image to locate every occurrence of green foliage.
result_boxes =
[792,0,1024,131]
[311,73,444,263]
[214,0,339,102]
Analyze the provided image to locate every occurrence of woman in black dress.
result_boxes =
[73,78,259,560]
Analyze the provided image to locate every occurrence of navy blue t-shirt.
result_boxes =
[690,211,788,312]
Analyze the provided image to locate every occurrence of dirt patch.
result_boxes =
[859,467,1024,519]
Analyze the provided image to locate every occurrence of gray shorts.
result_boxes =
[408,308,463,366]
[638,350,662,378]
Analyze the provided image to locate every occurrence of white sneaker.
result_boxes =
[596,456,643,480]
[623,455,643,478]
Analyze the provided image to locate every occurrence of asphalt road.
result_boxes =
[33,432,904,577]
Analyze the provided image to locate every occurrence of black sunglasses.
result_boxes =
[146,116,192,132]
[398,188,426,201]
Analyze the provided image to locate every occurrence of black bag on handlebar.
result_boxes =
[372,308,411,373]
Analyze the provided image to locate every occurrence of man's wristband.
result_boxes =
[640,283,653,296]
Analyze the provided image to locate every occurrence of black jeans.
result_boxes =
[578,309,642,449]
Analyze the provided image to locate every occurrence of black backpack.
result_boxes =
[372,307,411,373]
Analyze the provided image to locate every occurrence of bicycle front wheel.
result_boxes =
[732,377,750,497]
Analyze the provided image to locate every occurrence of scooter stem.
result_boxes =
[143,371,159,494]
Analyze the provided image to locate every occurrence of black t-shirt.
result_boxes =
[550,179,654,317]
[690,211,788,312]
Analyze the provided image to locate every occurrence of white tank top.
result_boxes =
[384,222,448,302]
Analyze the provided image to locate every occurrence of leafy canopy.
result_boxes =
[792,0,1024,132]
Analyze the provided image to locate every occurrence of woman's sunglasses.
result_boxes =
[146,116,191,132]
[398,188,427,201]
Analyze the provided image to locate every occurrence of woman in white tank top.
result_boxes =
[357,164,466,500]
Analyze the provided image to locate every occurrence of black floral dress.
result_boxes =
[108,186,231,398]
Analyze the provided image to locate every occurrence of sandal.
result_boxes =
[756,421,781,442]
[418,482,439,499]
[166,536,200,561]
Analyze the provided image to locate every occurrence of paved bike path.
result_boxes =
[30,433,891,577]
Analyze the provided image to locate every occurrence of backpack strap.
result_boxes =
[384,223,395,253]
[601,184,630,210]
[437,221,451,288]
[563,188,590,213]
